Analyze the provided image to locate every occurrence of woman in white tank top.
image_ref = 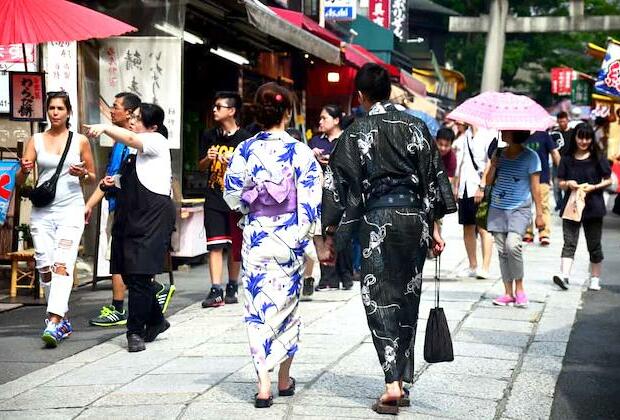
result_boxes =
[16,92,96,348]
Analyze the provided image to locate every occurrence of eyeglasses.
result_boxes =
[213,104,233,110]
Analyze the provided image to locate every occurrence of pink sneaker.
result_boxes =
[514,292,529,308]
[492,295,515,306]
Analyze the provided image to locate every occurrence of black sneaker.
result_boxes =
[127,334,146,353]
[202,287,225,308]
[301,277,314,301]
[144,319,170,342]
[224,282,239,304]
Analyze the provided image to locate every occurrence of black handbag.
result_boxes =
[29,132,73,208]
[424,256,454,363]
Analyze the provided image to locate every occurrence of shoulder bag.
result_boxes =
[475,148,503,230]
[424,256,454,363]
[29,131,73,208]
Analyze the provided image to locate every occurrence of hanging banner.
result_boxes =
[551,67,573,96]
[9,72,46,121]
[99,37,182,148]
[595,39,620,98]
[369,0,390,29]
[44,41,79,128]
[0,44,37,114]
[391,0,409,40]
[323,0,356,21]
[571,79,592,106]
[0,160,19,224]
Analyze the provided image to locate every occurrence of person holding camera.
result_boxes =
[16,91,96,348]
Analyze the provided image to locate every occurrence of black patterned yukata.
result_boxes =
[322,102,456,383]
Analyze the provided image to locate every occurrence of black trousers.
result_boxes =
[318,240,354,288]
[561,218,604,263]
[124,274,164,336]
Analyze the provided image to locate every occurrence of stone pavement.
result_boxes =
[0,213,591,419]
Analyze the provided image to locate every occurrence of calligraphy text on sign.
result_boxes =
[369,0,390,29]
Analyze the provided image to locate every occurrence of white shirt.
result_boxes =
[135,132,171,196]
[456,128,498,199]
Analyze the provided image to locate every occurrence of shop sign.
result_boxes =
[0,44,36,114]
[369,0,390,29]
[324,0,356,21]
[44,42,79,127]
[99,37,182,148]
[9,72,46,121]
[571,79,591,105]
[595,39,620,98]
[551,67,573,96]
[391,0,408,40]
[0,160,19,224]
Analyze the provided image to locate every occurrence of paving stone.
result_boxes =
[455,328,531,348]
[196,381,294,405]
[528,341,568,357]
[45,367,143,387]
[414,372,508,400]
[470,307,542,322]
[180,402,287,419]
[520,355,564,374]
[90,350,180,372]
[117,374,219,393]
[293,394,377,408]
[410,389,498,419]
[0,362,84,400]
[182,343,249,357]
[76,404,184,419]
[150,356,249,374]
[57,342,123,365]
[304,373,384,399]
[0,385,117,410]
[510,371,559,398]
[534,325,573,342]
[93,391,198,407]
[292,404,390,419]
[461,317,534,334]
[0,408,82,419]
[503,391,553,419]
[425,356,516,379]
[452,342,522,361]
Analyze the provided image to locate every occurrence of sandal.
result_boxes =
[399,388,411,407]
[371,398,399,415]
[278,376,296,397]
[254,393,273,408]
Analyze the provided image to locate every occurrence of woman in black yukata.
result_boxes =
[85,103,175,353]
[317,64,457,415]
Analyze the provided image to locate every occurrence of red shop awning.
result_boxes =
[399,69,427,97]
[270,7,342,46]
[344,44,400,78]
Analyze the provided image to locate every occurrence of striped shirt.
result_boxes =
[491,148,541,210]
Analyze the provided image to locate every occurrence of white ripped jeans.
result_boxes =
[30,207,84,317]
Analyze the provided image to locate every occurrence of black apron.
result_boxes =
[111,154,175,275]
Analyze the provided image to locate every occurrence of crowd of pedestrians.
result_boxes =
[13,61,615,414]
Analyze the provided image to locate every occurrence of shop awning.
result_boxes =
[270,7,342,46]
[244,0,341,65]
[399,69,427,97]
[344,44,400,78]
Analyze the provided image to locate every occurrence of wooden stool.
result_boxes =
[7,248,43,299]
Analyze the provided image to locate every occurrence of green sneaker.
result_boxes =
[155,283,176,314]
[89,305,127,327]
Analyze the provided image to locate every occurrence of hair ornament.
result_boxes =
[275,94,283,102]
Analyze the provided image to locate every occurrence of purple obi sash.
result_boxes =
[241,170,297,217]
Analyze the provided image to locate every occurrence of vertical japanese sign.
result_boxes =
[0,160,19,224]
[323,0,356,21]
[99,37,182,148]
[595,39,620,98]
[44,41,79,127]
[551,67,574,96]
[9,72,46,121]
[391,0,409,41]
[369,0,390,29]
[571,79,592,105]
[0,44,36,114]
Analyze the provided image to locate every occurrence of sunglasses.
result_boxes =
[213,104,233,110]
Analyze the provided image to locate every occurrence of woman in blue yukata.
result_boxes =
[223,82,322,408]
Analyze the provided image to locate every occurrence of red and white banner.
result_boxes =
[551,67,574,96]
[369,0,390,29]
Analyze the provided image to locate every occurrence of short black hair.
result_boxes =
[355,63,391,103]
[436,127,455,142]
[115,92,141,112]
[215,91,242,110]
[557,111,568,119]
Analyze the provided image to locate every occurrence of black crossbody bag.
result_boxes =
[29,132,73,208]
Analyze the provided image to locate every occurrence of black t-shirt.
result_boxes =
[558,129,572,156]
[557,155,611,220]
[199,127,251,211]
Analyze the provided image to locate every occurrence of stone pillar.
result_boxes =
[480,0,509,92]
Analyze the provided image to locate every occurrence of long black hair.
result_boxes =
[140,103,168,138]
[566,122,598,161]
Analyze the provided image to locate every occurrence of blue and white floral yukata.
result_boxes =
[223,131,322,375]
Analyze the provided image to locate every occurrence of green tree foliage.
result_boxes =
[434,0,620,104]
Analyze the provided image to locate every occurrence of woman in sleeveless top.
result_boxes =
[85,103,175,353]
[16,91,95,348]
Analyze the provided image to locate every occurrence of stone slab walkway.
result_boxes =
[0,213,591,419]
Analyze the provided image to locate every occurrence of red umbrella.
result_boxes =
[0,0,137,45]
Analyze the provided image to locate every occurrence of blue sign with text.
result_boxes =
[324,7,355,21]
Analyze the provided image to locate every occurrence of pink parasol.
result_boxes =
[447,91,555,131]
[0,0,137,45]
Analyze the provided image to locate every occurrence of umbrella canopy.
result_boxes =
[0,0,136,45]
[447,91,555,131]
[405,109,440,137]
